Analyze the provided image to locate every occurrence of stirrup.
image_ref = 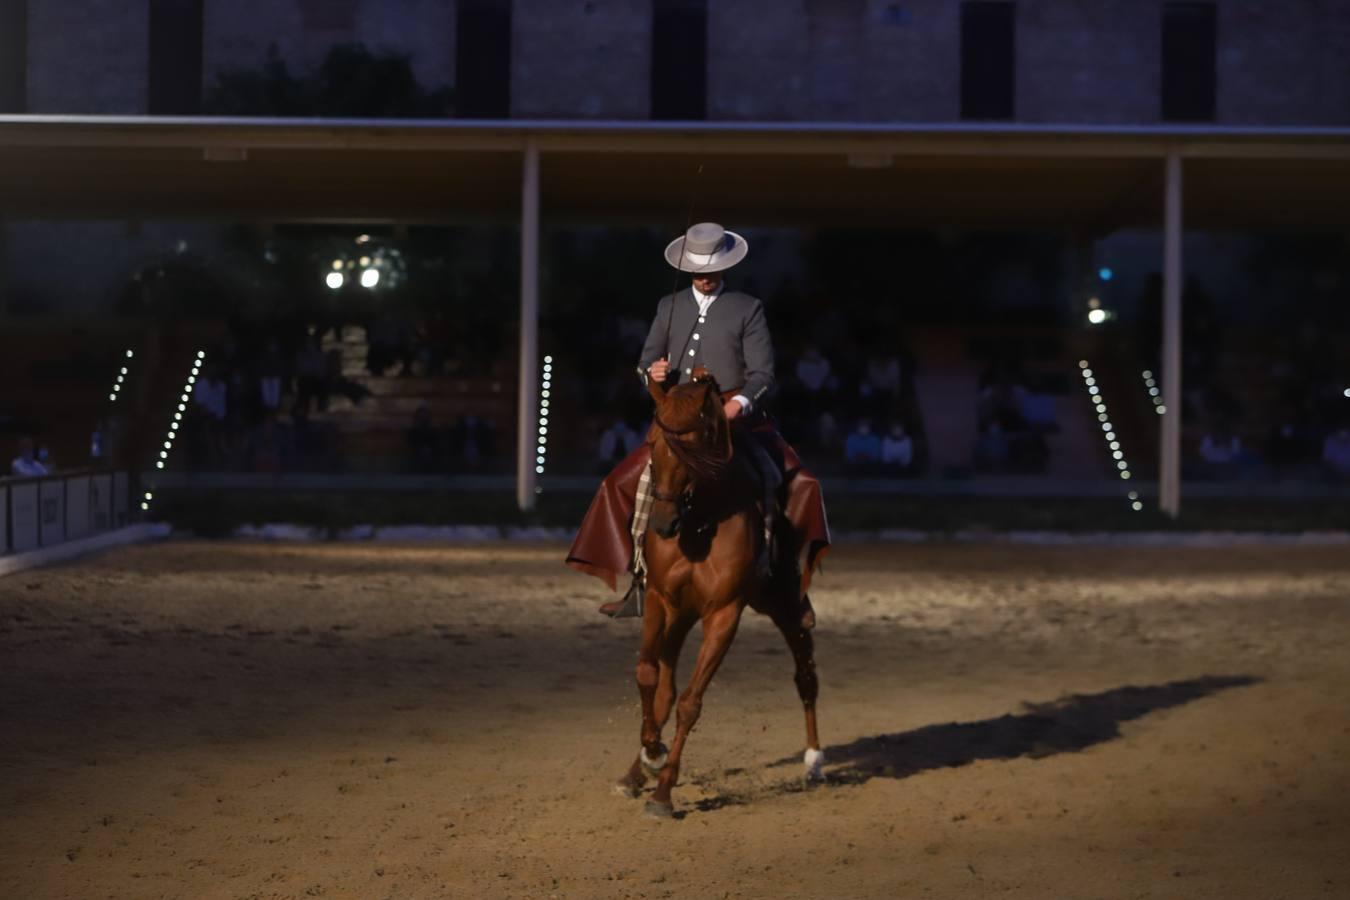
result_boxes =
[599,574,645,619]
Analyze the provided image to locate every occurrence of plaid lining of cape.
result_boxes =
[631,461,655,577]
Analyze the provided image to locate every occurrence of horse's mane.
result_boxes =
[652,375,734,482]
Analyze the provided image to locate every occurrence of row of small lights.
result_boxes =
[143,350,205,512]
[1140,370,1167,416]
[535,356,552,482]
[108,348,134,403]
[1079,360,1143,512]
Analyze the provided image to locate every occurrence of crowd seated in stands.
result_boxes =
[1323,426,1350,481]
[9,436,49,477]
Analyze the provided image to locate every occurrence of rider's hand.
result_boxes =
[723,398,744,420]
[648,357,670,382]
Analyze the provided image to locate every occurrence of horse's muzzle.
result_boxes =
[649,504,681,539]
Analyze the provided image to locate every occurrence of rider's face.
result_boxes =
[691,272,723,295]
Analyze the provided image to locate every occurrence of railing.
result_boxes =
[0,468,134,555]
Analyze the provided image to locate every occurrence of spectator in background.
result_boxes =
[294,333,327,413]
[10,436,48,477]
[452,415,495,469]
[881,422,914,474]
[193,365,228,421]
[864,351,902,418]
[795,345,833,397]
[244,414,291,473]
[843,418,882,475]
[598,418,642,473]
[258,338,286,414]
[1197,423,1246,480]
[406,403,439,472]
[1323,426,1350,481]
[975,421,1010,472]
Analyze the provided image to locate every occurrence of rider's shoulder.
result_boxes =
[719,290,763,312]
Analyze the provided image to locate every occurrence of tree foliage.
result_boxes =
[203,43,454,118]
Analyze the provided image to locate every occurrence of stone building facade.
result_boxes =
[3,0,1348,125]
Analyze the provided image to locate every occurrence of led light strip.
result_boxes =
[108,348,134,403]
[1141,369,1167,416]
[143,349,205,512]
[535,355,552,481]
[1079,359,1143,512]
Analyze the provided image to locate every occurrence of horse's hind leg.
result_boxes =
[772,608,823,782]
[647,601,743,817]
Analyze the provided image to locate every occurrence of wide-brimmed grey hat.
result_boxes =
[663,222,749,273]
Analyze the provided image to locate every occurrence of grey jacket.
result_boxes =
[637,288,775,409]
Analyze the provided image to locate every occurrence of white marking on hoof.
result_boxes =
[804,747,826,782]
[640,747,668,775]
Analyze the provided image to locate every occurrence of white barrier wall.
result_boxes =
[66,475,91,540]
[10,483,39,552]
[90,474,112,531]
[39,479,66,546]
[113,472,130,528]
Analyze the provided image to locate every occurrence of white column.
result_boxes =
[516,140,541,511]
[1160,151,1183,518]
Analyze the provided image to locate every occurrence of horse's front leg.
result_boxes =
[647,600,744,817]
[614,588,666,798]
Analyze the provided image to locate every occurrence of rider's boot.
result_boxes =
[598,571,645,618]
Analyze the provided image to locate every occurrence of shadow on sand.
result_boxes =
[691,674,1258,815]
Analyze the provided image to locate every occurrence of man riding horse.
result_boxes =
[566,223,830,629]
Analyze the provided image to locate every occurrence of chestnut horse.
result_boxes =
[613,371,823,817]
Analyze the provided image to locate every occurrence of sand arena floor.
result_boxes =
[1,540,1349,899]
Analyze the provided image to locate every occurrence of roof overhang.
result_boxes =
[2,116,1349,229]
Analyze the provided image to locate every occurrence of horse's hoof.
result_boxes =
[613,780,642,799]
[804,747,826,783]
[640,745,669,777]
[644,800,675,819]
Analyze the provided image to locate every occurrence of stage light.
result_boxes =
[1132,501,1143,511]
[108,393,116,402]
[535,355,555,485]
[1343,388,1350,398]
[1082,358,1137,508]
[1099,267,1113,281]
[1087,309,1107,325]
[126,350,135,359]
[1079,360,1089,368]
[326,271,345,290]
[360,268,380,289]
[1142,371,1166,415]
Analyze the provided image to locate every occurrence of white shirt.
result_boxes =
[193,378,228,420]
[689,283,753,415]
[882,434,913,466]
[11,456,47,477]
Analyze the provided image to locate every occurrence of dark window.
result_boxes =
[456,0,511,118]
[1162,2,1216,121]
[0,0,26,112]
[651,0,706,120]
[148,0,203,114]
[960,1,1015,120]
[299,0,357,31]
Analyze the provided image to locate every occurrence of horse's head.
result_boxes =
[646,368,733,537]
